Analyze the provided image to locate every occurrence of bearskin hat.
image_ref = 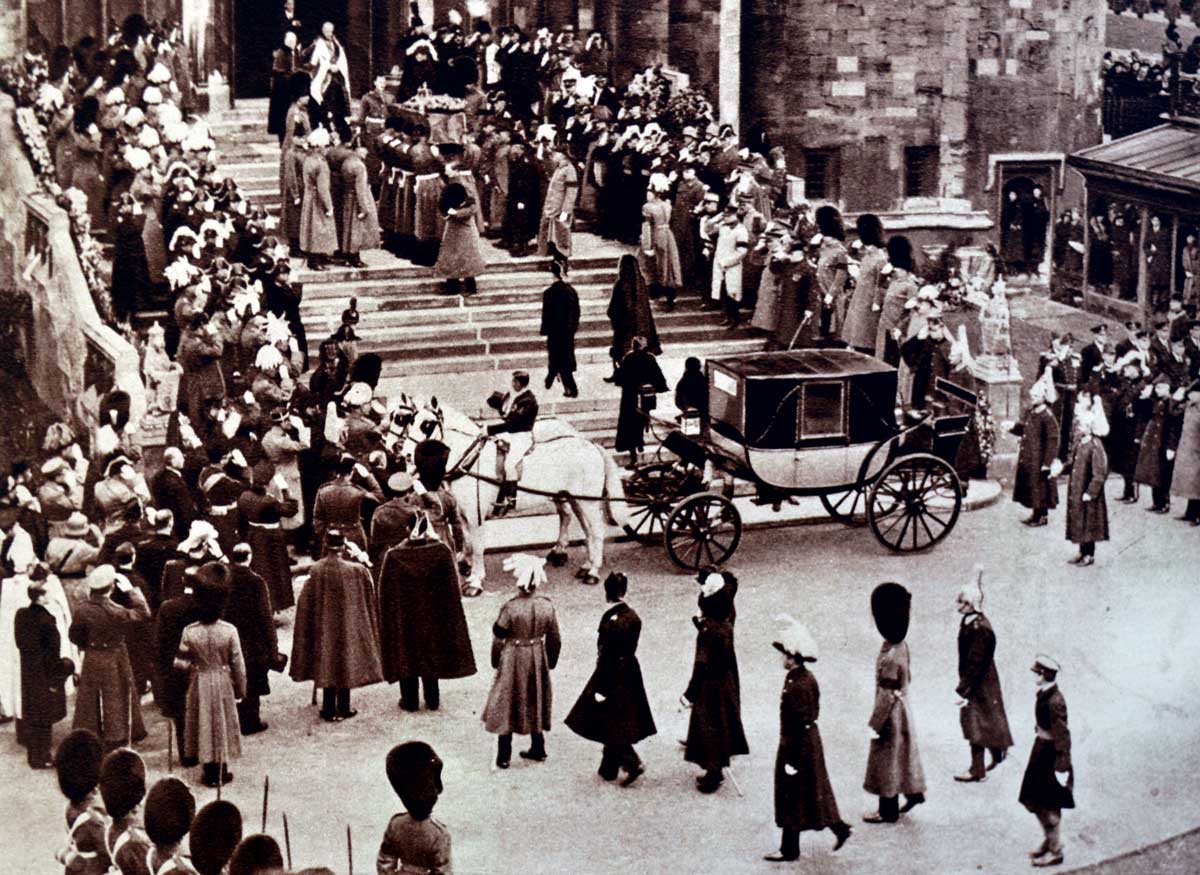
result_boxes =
[871,582,911,645]
[144,777,196,846]
[99,748,147,820]
[385,741,443,821]
[190,801,244,875]
[55,729,103,803]
[414,439,450,491]
[228,834,284,875]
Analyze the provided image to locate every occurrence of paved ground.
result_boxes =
[2,483,1197,874]
[1106,11,1200,54]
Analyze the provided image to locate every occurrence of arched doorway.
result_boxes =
[998,169,1055,281]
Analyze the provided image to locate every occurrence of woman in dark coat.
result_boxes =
[268,32,301,143]
[606,255,660,381]
[612,337,668,466]
[682,579,748,794]
[377,514,476,712]
[765,616,851,861]
[953,570,1013,782]
[566,573,657,786]
[15,582,75,768]
[1065,402,1110,567]
[540,259,581,398]
[1009,376,1060,526]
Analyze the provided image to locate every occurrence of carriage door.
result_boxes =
[793,380,850,488]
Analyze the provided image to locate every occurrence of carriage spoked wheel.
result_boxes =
[818,485,868,526]
[664,493,742,571]
[622,463,699,544]
[867,453,962,553]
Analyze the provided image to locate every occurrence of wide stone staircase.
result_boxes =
[206,99,769,454]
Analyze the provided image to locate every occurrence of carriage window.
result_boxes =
[799,381,845,439]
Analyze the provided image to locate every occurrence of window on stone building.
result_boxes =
[904,146,940,198]
[803,148,840,202]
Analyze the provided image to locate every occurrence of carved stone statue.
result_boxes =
[979,278,1012,359]
[142,320,181,414]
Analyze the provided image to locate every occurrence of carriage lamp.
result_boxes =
[680,406,702,437]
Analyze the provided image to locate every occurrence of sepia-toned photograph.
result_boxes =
[0,0,1197,872]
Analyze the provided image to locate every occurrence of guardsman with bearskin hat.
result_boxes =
[98,748,151,874]
[143,777,198,874]
[378,741,452,874]
[54,729,110,875]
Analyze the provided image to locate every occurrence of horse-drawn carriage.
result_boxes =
[622,348,978,570]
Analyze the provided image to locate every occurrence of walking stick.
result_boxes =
[787,311,816,352]
[262,775,270,832]
[346,825,353,875]
[283,813,293,870]
[723,765,745,798]
[167,719,174,772]
[312,683,317,707]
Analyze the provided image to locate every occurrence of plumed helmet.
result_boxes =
[696,568,737,622]
[144,777,196,846]
[385,741,444,821]
[414,439,450,490]
[228,834,284,875]
[99,748,147,820]
[55,729,104,803]
[773,614,819,662]
[871,582,911,644]
[189,801,243,875]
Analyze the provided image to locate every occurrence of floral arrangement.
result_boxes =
[402,90,466,114]
[659,87,715,138]
[971,394,998,474]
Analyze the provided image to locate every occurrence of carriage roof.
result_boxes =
[706,349,895,381]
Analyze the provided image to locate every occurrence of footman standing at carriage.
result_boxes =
[765,615,851,862]
[681,574,747,794]
[566,572,656,787]
[482,554,561,769]
[953,567,1013,783]
[1021,655,1074,868]
[863,582,926,824]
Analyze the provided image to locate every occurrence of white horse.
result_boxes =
[401,396,628,587]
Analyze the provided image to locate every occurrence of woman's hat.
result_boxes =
[64,511,90,538]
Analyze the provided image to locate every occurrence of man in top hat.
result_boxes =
[1020,655,1074,867]
[378,741,452,874]
[484,370,539,517]
[1078,325,1108,389]
[225,543,280,736]
[537,147,578,260]
[766,615,851,861]
[68,565,150,751]
[953,567,1013,783]
[290,529,384,721]
[143,777,196,875]
[38,456,84,539]
[14,574,76,768]
[863,582,926,824]
[540,256,581,398]
[99,748,151,875]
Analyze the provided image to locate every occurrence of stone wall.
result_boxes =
[669,0,1105,219]
[0,0,21,59]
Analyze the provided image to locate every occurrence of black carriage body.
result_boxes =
[701,349,899,495]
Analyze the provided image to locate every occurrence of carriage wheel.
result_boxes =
[818,486,867,526]
[664,493,742,571]
[622,463,696,544]
[867,454,962,553]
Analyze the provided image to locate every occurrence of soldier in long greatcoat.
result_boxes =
[565,572,657,786]
[482,554,561,769]
[290,531,384,721]
[299,127,338,270]
[433,180,486,296]
[952,569,1013,783]
[863,582,926,824]
[378,513,476,713]
[69,565,150,751]
[682,576,748,794]
[765,616,851,862]
[842,214,888,353]
[338,147,380,268]
[537,148,578,259]
[1009,370,1061,526]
